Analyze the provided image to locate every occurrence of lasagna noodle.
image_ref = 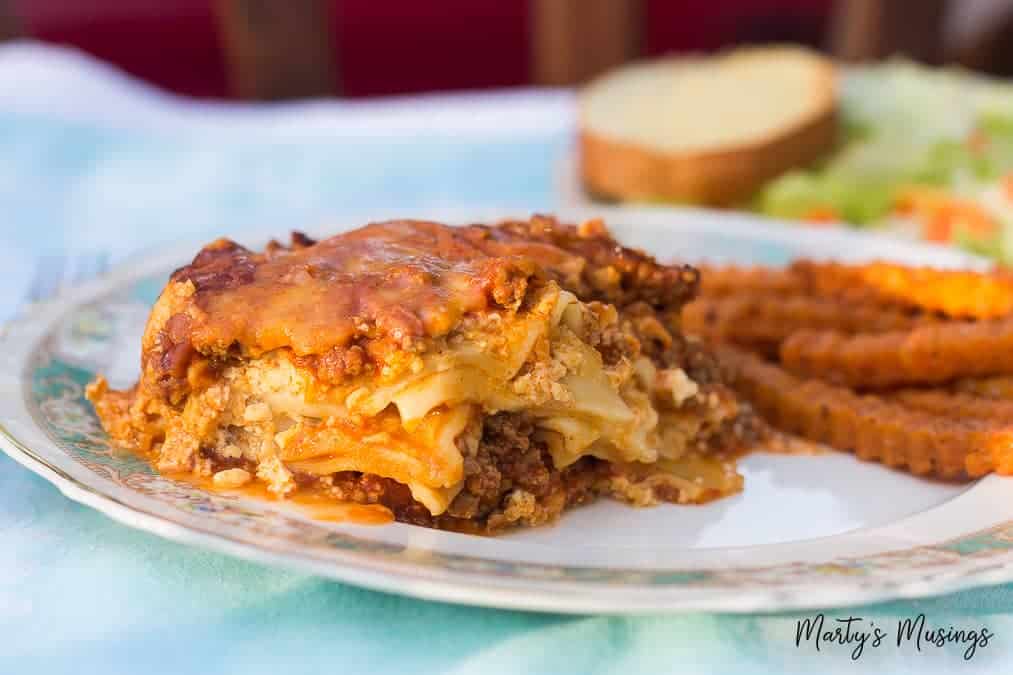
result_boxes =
[214,283,716,514]
[279,406,473,514]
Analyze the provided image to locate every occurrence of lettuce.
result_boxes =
[755,61,1013,234]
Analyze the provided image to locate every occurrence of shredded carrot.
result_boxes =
[960,203,998,236]
[924,209,953,242]
[1002,173,1013,202]
[895,186,996,243]
[801,207,838,225]
[892,197,915,217]
[894,186,947,216]
[967,128,989,155]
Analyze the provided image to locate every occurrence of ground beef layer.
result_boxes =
[201,410,750,534]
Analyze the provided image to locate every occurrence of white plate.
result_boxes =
[3,206,1012,615]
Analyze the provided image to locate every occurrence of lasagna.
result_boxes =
[87,216,753,532]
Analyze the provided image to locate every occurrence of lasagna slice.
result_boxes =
[87,216,752,532]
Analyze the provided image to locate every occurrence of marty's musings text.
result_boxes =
[795,613,993,661]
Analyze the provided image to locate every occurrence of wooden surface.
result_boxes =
[531,0,644,86]
[0,0,21,41]
[953,3,1013,77]
[828,0,947,64]
[214,0,337,100]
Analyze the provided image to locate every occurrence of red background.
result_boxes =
[16,0,831,98]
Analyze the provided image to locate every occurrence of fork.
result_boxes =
[24,252,110,306]
[24,254,65,304]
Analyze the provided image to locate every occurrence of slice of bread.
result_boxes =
[579,46,838,206]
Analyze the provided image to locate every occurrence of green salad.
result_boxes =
[755,60,1013,262]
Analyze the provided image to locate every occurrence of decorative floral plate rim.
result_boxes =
[4,206,1013,615]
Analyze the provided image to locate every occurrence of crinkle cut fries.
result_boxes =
[688,260,1013,479]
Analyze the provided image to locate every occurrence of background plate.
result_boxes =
[2,207,1013,614]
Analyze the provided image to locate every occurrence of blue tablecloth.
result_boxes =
[2,42,1011,674]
